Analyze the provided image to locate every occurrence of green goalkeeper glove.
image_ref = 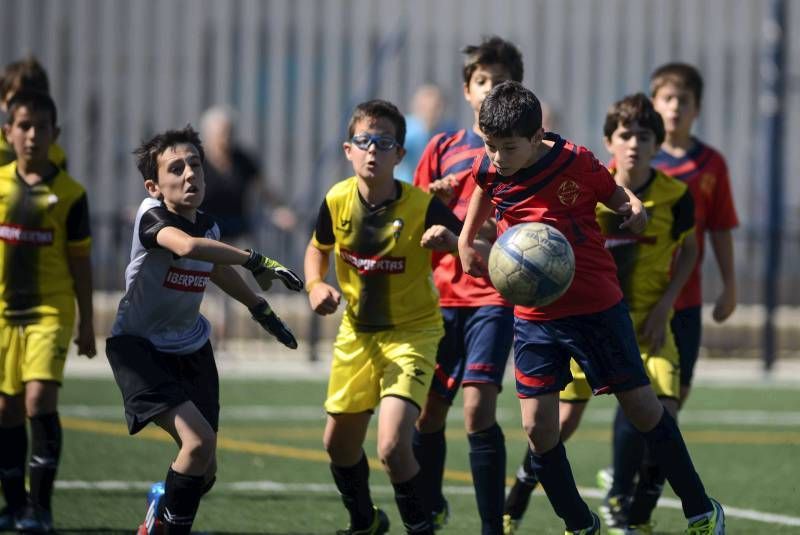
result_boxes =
[249,300,298,349]
[243,250,303,292]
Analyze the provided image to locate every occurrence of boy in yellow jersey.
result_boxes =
[503,93,701,534]
[305,100,465,535]
[0,91,95,532]
[0,58,67,169]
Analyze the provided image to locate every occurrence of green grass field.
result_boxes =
[50,377,799,534]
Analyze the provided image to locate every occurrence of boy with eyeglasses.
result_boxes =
[304,99,470,534]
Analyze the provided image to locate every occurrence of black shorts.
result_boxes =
[105,335,219,435]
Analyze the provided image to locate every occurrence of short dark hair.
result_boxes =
[0,57,49,102]
[5,90,57,126]
[603,93,665,145]
[347,99,406,147]
[462,36,524,84]
[650,62,704,107]
[133,125,205,183]
[479,81,542,139]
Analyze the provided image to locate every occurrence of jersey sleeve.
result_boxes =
[582,150,617,202]
[311,199,335,250]
[66,193,91,242]
[671,188,696,241]
[705,157,739,231]
[138,206,174,250]
[424,196,463,235]
[413,133,445,190]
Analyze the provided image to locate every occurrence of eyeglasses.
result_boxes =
[349,133,400,151]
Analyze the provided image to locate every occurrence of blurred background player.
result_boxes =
[0,57,67,169]
[199,105,296,243]
[459,81,724,535]
[0,91,95,532]
[396,84,452,183]
[304,99,464,535]
[412,36,523,533]
[106,126,301,534]
[648,63,738,406]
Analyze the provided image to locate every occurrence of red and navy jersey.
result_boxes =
[472,133,622,321]
[651,138,738,309]
[414,128,509,308]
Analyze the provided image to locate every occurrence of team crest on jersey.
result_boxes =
[0,223,54,245]
[700,172,716,198]
[163,267,211,292]
[391,218,404,239]
[340,248,405,274]
[557,179,581,206]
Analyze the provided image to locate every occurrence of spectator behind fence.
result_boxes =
[199,106,296,242]
[396,84,453,183]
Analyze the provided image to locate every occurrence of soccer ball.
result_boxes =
[488,222,575,307]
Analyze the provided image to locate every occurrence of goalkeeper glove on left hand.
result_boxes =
[249,300,298,349]
[243,250,303,291]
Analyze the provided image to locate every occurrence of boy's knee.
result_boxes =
[523,419,560,453]
[182,433,216,466]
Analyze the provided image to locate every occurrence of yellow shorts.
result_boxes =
[325,315,442,414]
[0,312,74,395]
[560,311,680,402]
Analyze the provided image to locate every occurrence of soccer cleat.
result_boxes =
[596,466,614,492]
[599,493,630,528]
[565,512,600,534]
[335,506,390,535]
[431,499,449,530]
[608,523,655,535]
[0,506,23,530]
[686,498,725,535]
[14,504,53,533]
[137,481,165,535]
[503,513,519,535]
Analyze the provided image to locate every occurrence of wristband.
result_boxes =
[305,278,323,293]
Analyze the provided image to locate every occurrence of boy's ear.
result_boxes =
[603,136,613,153]
[462,82,471,102]
[144,178,161,199]
[343,141,353,162]
[394,146,406,164]
[52,125,61,143]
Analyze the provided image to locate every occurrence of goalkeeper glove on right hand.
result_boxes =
[249,300,298,349]
[243,250,303,292]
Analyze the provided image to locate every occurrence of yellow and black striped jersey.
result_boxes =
[0,134,67,169]
[0,161,90,320]
[596,169,694,314]
[312,177,461,332]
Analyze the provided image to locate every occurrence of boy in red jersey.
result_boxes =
[649,63,738,405]
[412,36,522,533]
[459,81,724,535]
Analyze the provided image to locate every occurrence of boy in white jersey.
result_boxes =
[106,126,302,535]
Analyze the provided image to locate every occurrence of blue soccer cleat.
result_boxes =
[14,504,53,533]
[686,498,725,535]
[137,481,165,535]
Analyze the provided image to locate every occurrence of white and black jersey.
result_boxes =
[110,198,220,354]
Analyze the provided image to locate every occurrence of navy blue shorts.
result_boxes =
[671,306,702,386]
[513,300,650,398]
[431,305,514,403]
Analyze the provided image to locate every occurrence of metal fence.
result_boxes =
[1,0,799,304]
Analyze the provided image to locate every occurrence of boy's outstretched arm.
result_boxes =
[603,185,648,234]
[709,229,736,322]
[304,241,340,316]
[67,251,96,358]
[154,226,302,291]
[210,265,297,348]
[641,232,698,354]
[458,186,493,277]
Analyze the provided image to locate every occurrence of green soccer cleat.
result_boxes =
[565,512,600,534]
[599,493,630,529]
[596,466,614,492]
[686,498,725,535]
[503,513,519,535]
[432,499,449,530]
[336,506,390,535]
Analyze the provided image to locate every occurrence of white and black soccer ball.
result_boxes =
[488,222,575,307]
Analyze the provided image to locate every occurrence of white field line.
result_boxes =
[55,480,800,527]
[59,405,800,427]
